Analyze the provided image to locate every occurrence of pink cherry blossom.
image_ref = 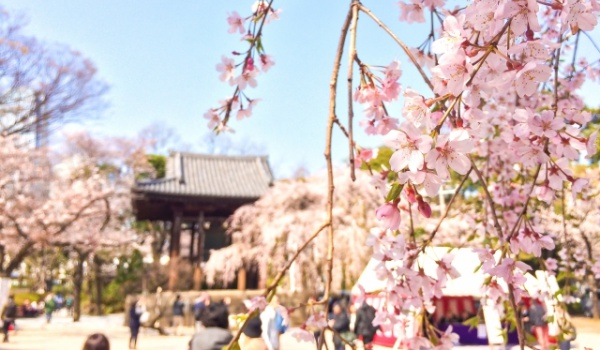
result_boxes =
[398,0,426,24]
[385,123,433,173]
[260,54,275,72]
[243,296,268,312]
[565,0,598,33]
[545,258,558,273]
[514,61,552,97]
[431,50,473,97]
[431,15,467,54]
[528,110,565,139]
[417,197,432,218]
[227,11,245,34]
[216,56,236,82]
[571,177,588,200]
[494,0,540,36]
[234,69,258,90]
[402,88,432,129]
[376,203,401,230]
[425,128,474,179]
[203,109,220,129]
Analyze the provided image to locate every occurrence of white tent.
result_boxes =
[352,247,495,297]
[352,246,548,298]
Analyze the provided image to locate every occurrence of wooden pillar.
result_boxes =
[237,267,247,291]
[189,224,196,261]
[168,209,182,291]
[193,212,205,290]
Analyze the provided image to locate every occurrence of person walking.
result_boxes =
[354,302,378,349]
[328,303,350,350]
[83,333,110,350]
[129,300,145,349]
[527,299,549,350]
[44,294,56,324]
[66,295,74,316]
[2,296,17,343]
[193,293,210,332]
[189,303,232,350]
[261,296,287,350]
[172,294,185,336]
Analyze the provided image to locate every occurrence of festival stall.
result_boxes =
[350,247,558,348]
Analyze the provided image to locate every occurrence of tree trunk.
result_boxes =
[73,251,88,322]
[93,255,104,315]
[588,273,600,319]
[581,232,599,319]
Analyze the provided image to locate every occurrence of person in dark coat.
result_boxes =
[2,296,17,343]
[128,300,144,349]
[354,302,378,348]
[328,303,350,350]
[189,303,233,350]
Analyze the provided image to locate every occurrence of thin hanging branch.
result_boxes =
[347,1,359,181]
[358,4,434,90]
[322,0,355,316]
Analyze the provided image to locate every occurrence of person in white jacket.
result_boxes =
[260,296,287,350]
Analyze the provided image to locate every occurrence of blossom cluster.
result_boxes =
[204,1,281,132]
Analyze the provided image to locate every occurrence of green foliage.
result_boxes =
[115,250,144,284]
[101,250,144,313]
[147,154,166,178]
[462,315,480,330]
[386,183,402,202]
[362,147,393,174]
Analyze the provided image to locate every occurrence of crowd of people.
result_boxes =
[189,294,287,350]
[0,292,75,343]
[0,290,582,350]
[125,293,378,350]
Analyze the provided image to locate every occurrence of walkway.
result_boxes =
[1,314,599,350]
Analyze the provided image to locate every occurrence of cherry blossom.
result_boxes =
[216,56,236,82]
[425,128,474,179]
[234,69,259,90]
[385,123,432,173]
[227,11,245,34]
[564,0,598,33]
[398,0,426,24]
[514,61,553,97]
[376,203,401,230]
[260,54,275,72]
[243,296,268,312]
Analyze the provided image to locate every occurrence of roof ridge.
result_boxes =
[174,152,269,160]
[135,177,178,186]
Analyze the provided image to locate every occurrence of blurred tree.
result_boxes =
[0,7,107,140]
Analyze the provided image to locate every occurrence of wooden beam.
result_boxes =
[237,267,247,291]
[168,209,182,291]
[193,212,205,290]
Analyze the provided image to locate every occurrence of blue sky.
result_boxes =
[7,1,600,178]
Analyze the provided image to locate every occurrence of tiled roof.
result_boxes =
[134,152,273,199]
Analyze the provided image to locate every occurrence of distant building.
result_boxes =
[132,152,273,290]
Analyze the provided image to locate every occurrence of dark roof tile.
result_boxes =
[134,152,273,199]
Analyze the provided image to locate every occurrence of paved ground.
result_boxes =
[1,314,598,350]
